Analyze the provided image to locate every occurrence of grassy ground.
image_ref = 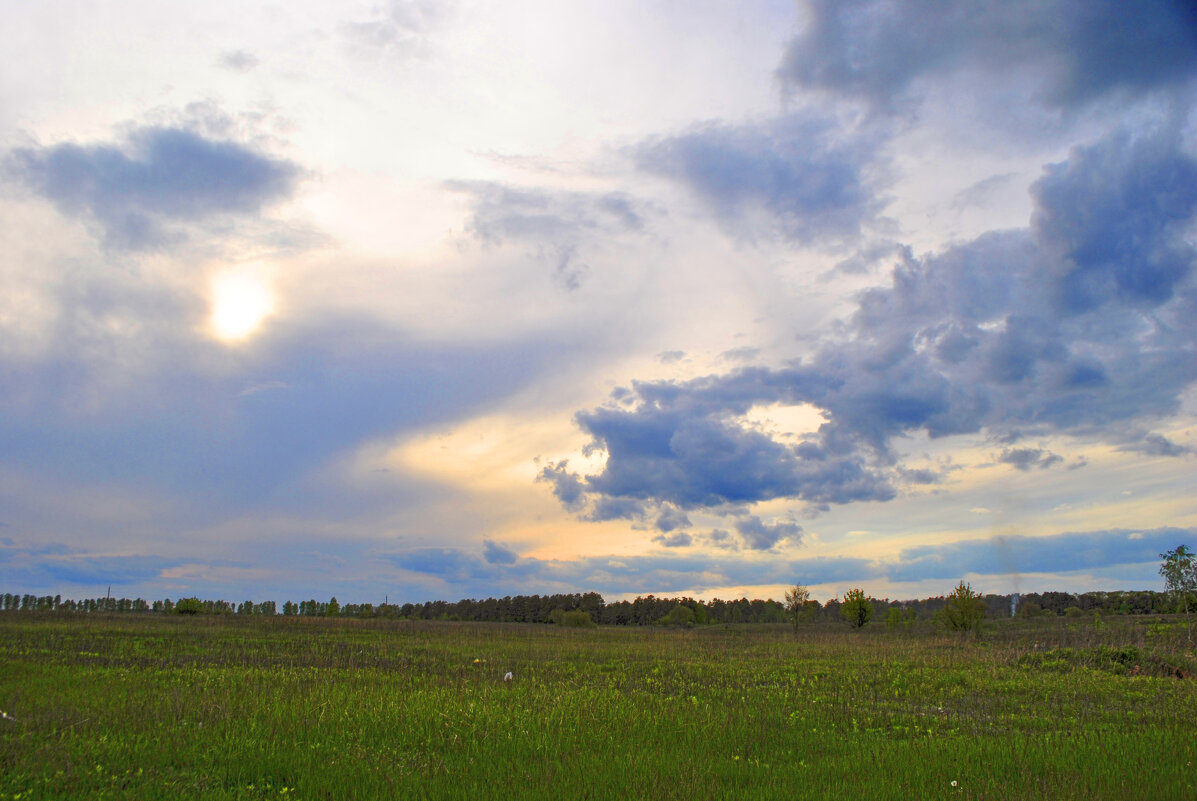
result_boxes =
[0,613,1194,800]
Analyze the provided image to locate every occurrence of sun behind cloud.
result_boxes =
[209,265,276,342]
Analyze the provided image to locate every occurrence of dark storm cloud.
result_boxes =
[778,0,1197,112]
[1032,128,1197,312]
[632,113,883,243]
[7,127,302,250]
[547,123,1197,523]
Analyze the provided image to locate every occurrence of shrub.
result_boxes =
[560,610,596,628]
[660,604,696,628]
[174,597,203,615]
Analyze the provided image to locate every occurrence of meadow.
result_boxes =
[0,612,1194,800]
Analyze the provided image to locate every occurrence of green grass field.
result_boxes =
[1,613,1194,800]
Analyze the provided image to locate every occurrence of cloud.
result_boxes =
[341,0,451,56]
[1119,433,1192,458]
[778,0,1197,113]
[997,447,1063,471]
[0,542,177,589]
[654,506,691,533]
[0,315,579,521]
[536,460,588,511]
[546,122,1197,527]
[951,173,1019,210]
[652,531,693,548]
[632,112,884,244]
[657,351,687,364]
[218,50,260,72]
[566,368,895,514]
[482,540,518,565]
[720,347,761,363]
[7,126,302,250]
[394,548,473,579]
[447,181,645,246]
[734,515,802,550]
[1032,128,1197,311]
[385,544,873,598]
[447,181,648,289]
[887,527,1194,583]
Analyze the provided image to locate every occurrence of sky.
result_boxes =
[1,0,1195,606]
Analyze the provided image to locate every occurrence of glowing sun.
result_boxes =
[209,267,276,342]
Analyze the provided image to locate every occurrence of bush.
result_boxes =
[660,604,696,628]
[174,597,203,615]
[841,589,873,628]
[560,610,596,628]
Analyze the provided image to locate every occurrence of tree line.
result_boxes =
[1,587,1191,625]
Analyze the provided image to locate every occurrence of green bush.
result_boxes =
[560,610,596,628]
[174,597,203,615]
[660,604,696,628]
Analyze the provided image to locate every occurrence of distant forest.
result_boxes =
[0,588,1185,625]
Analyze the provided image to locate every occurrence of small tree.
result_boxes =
[1159,545,1196,613]
[784,584,811,632]
[937,581,986,634]
[326,597,341,617]
[885,605,909,632]
[841,589,873,628]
